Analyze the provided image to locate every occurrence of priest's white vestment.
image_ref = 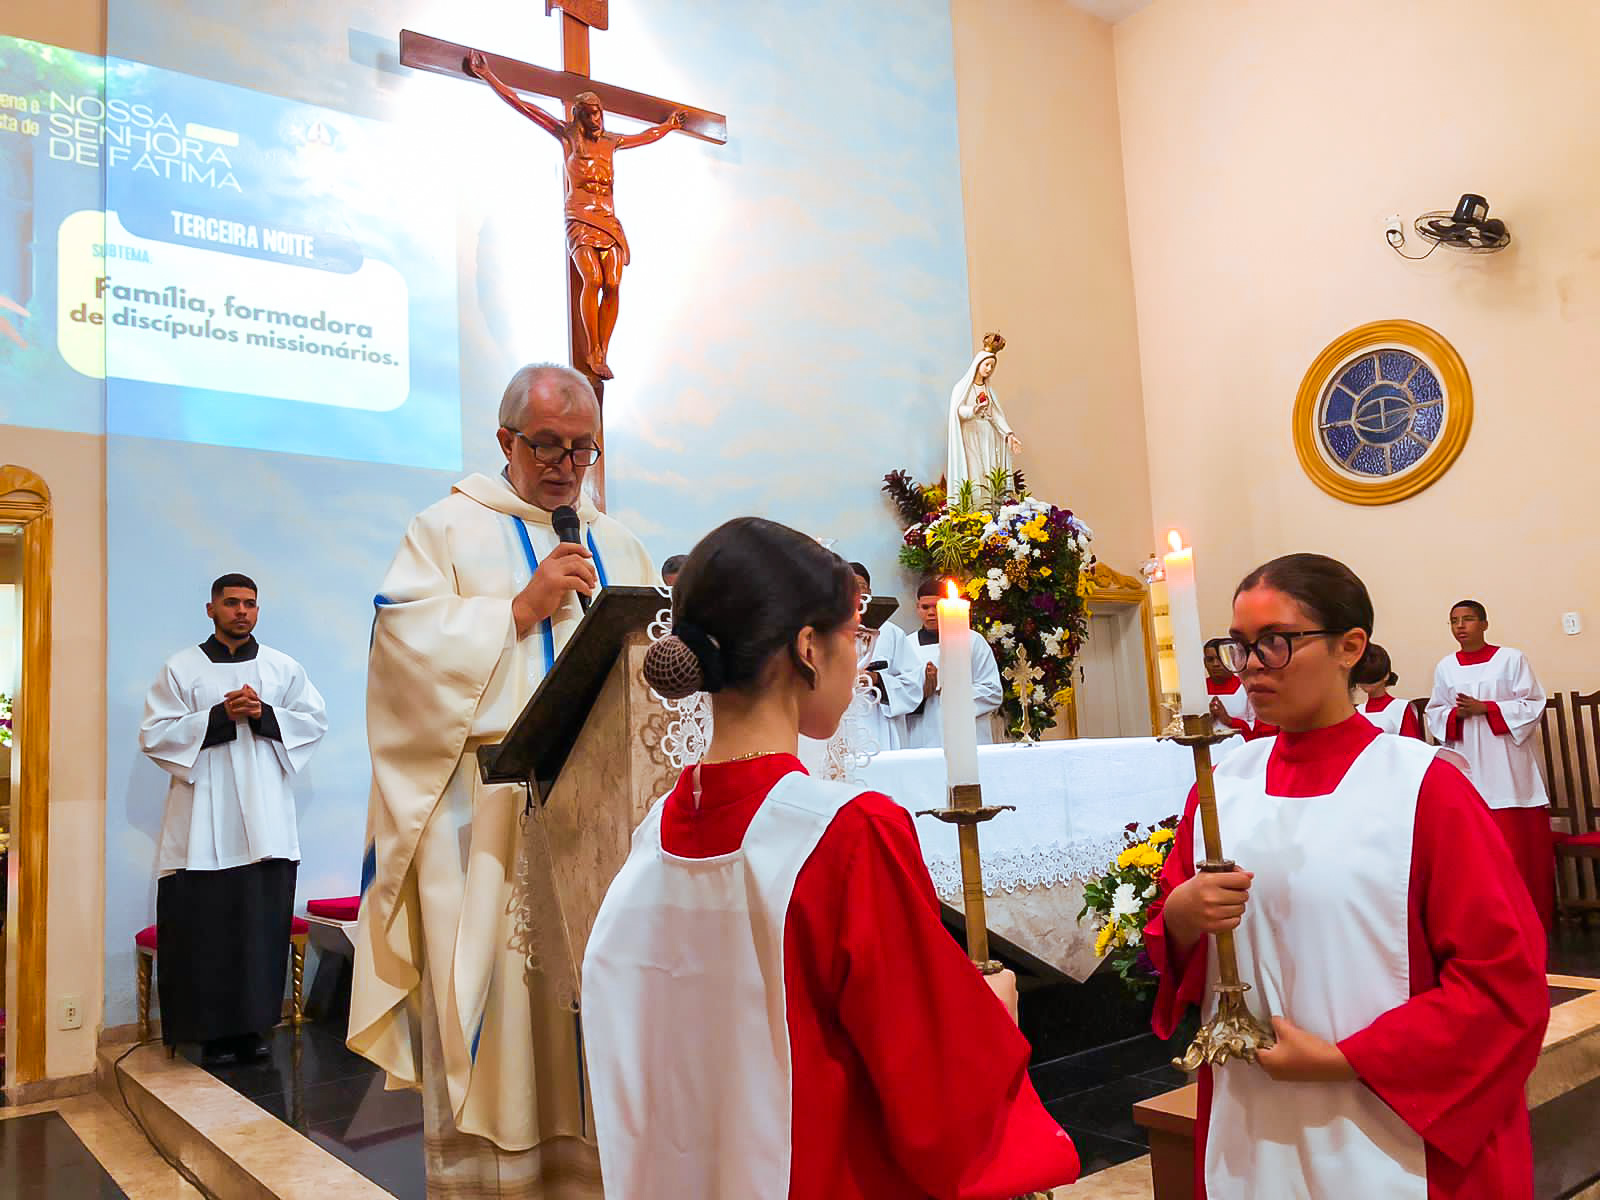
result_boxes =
[901,627,1004,748]
[349,472,657,1181]
[860,621,924,753]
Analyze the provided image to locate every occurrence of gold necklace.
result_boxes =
[702,750,785,765]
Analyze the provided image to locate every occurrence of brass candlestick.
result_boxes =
[919,782,1014,974]
[1168,712,1276,1070]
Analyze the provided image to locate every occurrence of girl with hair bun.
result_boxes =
[1143,553,1547,1200]
[1352,642,1423,739]
[582,517,1077,1199]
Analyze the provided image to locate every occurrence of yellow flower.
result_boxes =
[966,578,985,600]
[1040,566,1052,578]
[1117,842,1164,872]
[1094,922,1114,957]
[1052,686,1074,707]
[1149,828,1175,846]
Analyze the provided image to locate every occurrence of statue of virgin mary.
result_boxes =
[946,332,1021,499]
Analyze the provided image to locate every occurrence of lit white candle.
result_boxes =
[937,580,980,790]
[1163,530,1209,715]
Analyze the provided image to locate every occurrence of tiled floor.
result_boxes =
[0,1112,128,1198]
[187,1022,424,1200]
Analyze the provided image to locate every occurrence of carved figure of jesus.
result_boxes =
[470,50,686,380]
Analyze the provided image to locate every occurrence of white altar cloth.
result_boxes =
[857,736,1241,904]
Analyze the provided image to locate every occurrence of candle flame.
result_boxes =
[1167,529,1186,554]
[944,579,960,601]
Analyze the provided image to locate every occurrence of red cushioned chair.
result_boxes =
[306,896,359,922]
[1555,690,1600,925]
[135,917,309,1042]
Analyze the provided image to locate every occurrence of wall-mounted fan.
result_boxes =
[1385,193,1511,258]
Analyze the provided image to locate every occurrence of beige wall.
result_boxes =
[3,431,108,1080]
[950,0,1154,575]
[1115,0,1600,694]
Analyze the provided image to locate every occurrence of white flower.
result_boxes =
[1000,635,1017,651]
[986,579,1007,600]
[1142,882,1158,900]
[1126,927,1143,946]
[1110,882,1140,920]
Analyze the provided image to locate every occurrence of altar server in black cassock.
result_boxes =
[139,573,327,1062]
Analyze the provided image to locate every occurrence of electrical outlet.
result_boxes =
[1562,611,1582,636]
[1384,214,1404,244]
[58,994,82,1030]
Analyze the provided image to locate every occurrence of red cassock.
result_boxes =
[609,755,1079,1199]
[1145,716,1548,1199]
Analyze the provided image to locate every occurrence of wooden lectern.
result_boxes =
[476,588,905,981]
[477,585,677,973]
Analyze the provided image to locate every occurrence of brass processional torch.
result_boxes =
[913,581,1055,1200]
[915,582,1013,974]
[1160,534,1275,1070]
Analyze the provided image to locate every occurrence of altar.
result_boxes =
[857,735,1242,981]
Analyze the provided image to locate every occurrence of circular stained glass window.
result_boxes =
[1293,321,1472,505]
[1317,349,1443,478]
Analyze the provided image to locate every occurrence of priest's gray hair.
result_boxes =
[498,363,598,430]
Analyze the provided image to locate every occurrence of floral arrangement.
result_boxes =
[0,692,11,748]
[1077,818,1181,1001]
[883,467,1093,738]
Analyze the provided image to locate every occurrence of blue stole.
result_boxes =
[511,516,610,675]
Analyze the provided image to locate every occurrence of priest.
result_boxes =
[350,364,658,1198]
[902,577,1004,748]
[847,562,923,752]
[139,573,327,1064]
[1424,600,1553,929]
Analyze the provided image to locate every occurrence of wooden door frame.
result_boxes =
[0,466,52,1085]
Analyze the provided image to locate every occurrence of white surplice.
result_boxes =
[584,772,863,1199]
[1204,734,1430,1199]
[900,627,1004,749]
[349,471,657,1159]
[1424,646,1548,809]
[860,621,924,753]
[140,640,327,874]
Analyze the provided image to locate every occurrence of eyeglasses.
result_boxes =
[504,429,602,468]
[1215,630,1338,673]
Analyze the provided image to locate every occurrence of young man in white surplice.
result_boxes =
[847,562,922,753]
[900,576,1003,749]
[1425,599,1553,931]
[140,572,327,1064]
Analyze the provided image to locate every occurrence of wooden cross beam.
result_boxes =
[399,2,727,509]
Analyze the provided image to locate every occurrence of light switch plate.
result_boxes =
[1562,612,1582,635]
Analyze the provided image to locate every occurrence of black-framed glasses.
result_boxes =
[1216,630,1338,673]
[504,429,602,468]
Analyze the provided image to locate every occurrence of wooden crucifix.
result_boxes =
[400,2,727,503]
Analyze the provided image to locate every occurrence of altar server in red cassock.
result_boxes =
[1354,642,1423,738]
[1425,600,1554,930]
[1145,554,1547,1200]
[583,517,1078,1200]
[1206,638,1276,741]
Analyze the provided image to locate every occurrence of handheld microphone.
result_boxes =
[551,505,590,612]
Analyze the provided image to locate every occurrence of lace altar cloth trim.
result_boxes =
[923,834,1131,902]
[859,737,1245,904]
